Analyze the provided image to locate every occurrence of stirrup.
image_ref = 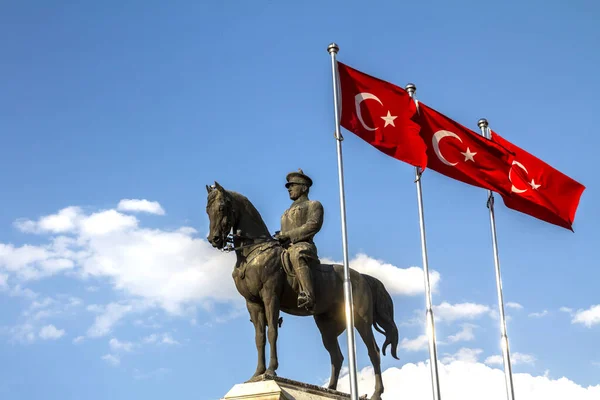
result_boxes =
[297,293,314,310]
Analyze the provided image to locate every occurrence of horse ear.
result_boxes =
[206,184,211,193]
[214,181,224,192]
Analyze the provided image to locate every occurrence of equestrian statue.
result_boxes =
[205,169,400,400]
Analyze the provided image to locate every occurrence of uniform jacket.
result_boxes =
[280,198,324,244]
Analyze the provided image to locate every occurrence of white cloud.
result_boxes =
[572,305,600,327]
[400,334,429,352]
[559,307,573,314]
[322,253,440,296]
[7,284,38,299]
[2,296,80,344]
[0,242,72,280]
[529,310,549,318]
[132,317,161,329]
[109,338,134,352]
[433,302,491,322]
[484,352,536,366]
[22,295,82,321]
[335,361,600,400]
[142,333,159,344]
[512,353,537,365]
[4,323,37,344]
[73,336,85,344]
[161,334,179,345]
[104,333,178,365]
[484,354,503,365]
[30,297,56,310]
[441,348,483,364]
[0,273,7,289]
[39,325,65,340]
[506,302,523,310]
[101,354,120,366]
[212,304,247,324]
[14,206,82,234]
[87,302,139,338]
[142,333,179,346]
[3,201,239,319]
[79,210,138,236]
[117,199,165,215]
[447,324,476,343]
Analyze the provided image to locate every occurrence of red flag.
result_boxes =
[416,102,515,196]
[337,62,427,169]
[490,131,585,230]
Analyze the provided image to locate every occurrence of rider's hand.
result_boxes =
[276,232,289,243]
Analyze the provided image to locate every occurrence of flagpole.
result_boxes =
[477,118,515,400]
[327,42,360,400]
[405,84,442,400]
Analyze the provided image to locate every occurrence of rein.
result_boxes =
[222,233,277,253]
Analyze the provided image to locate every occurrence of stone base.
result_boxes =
[221,373,367,400]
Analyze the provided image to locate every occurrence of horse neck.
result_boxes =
[229,192,271,240]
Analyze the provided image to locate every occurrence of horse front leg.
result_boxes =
[262,293,280,376]
[246,301,266,379]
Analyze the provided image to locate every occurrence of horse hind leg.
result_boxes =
[314,312,346,390]
[356,318,384,400]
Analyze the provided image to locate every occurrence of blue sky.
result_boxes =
[1,1,598,399]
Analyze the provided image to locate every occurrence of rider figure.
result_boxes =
[275,169,323,311]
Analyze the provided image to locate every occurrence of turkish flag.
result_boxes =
[337,62,427,169]
[416,102,514,196]
[491,131,585,231]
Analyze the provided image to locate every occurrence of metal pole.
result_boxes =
[327,42,359,400]
[405,84,442,400]
[477,118,515,400]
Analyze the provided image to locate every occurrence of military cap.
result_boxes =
[285,168,313,188]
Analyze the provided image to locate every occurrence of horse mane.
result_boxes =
[227,190,272,237]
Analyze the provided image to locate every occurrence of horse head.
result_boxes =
[206,182,273,250]
[205,181,234,249]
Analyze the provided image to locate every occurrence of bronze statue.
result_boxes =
[274,169,323,311]
[205,176,400,400]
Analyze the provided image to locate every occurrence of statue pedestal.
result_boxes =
[221,373,363,400]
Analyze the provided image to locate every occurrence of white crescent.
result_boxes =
[432,130,463,166]
[355,92,383,131]
[509,160,529,193]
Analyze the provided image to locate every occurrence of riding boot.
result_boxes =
[295,264,315,311]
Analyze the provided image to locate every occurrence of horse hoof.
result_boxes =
[245,371,266,383]
[265,369,277,377]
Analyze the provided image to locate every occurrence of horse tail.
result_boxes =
[363,274,399,360]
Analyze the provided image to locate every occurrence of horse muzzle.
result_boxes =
[208,234,225,249]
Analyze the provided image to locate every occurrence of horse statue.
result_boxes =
[205,181,400,400]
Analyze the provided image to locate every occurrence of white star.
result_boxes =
[461,147,477,162]
[529,179,541,190]
[380,111,398,127]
